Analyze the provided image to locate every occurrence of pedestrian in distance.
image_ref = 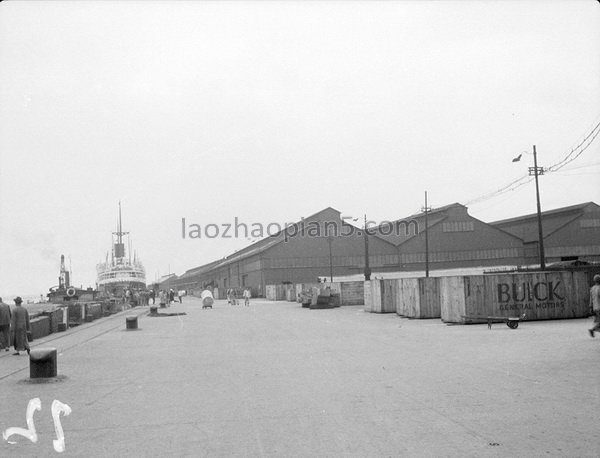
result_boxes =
[0,297,11,351]
[11,297,30,355]
[149,289,155,305]
[178,290,184,303]
[588,274,600,337]
[243,288,251,307]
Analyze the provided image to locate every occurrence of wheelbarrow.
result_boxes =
[461,313,526,329]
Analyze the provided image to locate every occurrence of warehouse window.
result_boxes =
[442,221,475,232]
[580,219,600,228]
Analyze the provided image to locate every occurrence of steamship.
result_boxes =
[96,203,146,295]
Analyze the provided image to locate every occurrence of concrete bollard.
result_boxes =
[126,315,138,330]
[149,306,158,315]
[30,348,58,379]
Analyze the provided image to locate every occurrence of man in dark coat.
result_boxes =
[0,297,11,351]
[11,297,30,355]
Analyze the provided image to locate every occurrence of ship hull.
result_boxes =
[97,281,146,296]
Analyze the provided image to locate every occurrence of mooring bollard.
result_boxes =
[29,348,58,379]
[126,315,138,330]
[149,306,158,315]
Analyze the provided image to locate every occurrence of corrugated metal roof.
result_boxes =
[490,202,598,243]
[490,202,596,226]
[371,203,464,246]
[178,207,343,274]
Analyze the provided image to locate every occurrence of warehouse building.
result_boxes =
[150,273,178,292]
[171,207,398,296]
[373,203,525,272]
[490,201,600,264]
[172,202,600,296]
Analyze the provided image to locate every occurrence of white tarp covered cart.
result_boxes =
[200,290,214,309]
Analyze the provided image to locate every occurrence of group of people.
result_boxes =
[227,288,252,306]
[156,289,185,307]
[122,288,154,307]
[119,288,188,307]
[0,296,31,356]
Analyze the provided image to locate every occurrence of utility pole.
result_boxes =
[529,145,546,270]
[422,191,431,277]
[363,214,371,280]
[327,235,334,282]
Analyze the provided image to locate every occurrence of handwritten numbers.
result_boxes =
[51,400,71,453]
[3,398,71,453]
[2,397,41,444]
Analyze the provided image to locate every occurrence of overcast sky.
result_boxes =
[1,1,599,298]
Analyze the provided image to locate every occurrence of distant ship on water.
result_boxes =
[96,203,146,295]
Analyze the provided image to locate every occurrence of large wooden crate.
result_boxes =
[265,285,275,300]
[340,281,364,305]
[397,277,441,318]
[383,279,399,313]
[364,280,396,313]
[265,285,288,301]
[295,284,303,302]
[441,271,590,323]
[397,278,417,317]
[285,285,296,302]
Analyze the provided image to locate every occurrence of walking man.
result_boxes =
[0,297,11,351]
[243,288,251,307]
[11,297,30,355]
[589,274,600,337]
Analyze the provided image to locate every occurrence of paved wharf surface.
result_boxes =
[0,297,599,457]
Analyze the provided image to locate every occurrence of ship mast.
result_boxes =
[112,201,129,264]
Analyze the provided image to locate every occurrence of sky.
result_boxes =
[1,0,599,298]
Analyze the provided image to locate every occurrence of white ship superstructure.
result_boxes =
[96,203,146,294]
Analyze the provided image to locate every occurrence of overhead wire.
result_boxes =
[464,115,600,208]
[556,161,600,172]
[546,120,600,172]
